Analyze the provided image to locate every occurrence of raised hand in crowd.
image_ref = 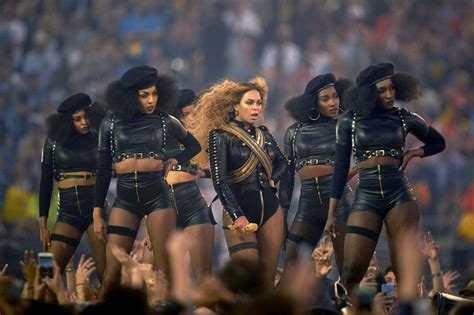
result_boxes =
[20,250,36,299]
[417,275,428,299]
[420,231,445,293]
[359,254,379,291]
[372,291,393,315]
[442,270,461,294]
[0,263,7,277]
[0,263,9,298]
[420,231,439,261]
[65,256,76,297]
[312,235,333,277]
[141,265,169,306]
[111,244,142,288]
[33,265,46,301]
[75,254,96,303]
[0,265,14,315]
[43,261,68,305]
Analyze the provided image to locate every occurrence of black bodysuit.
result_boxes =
[39,132,99,232]
[208,121,288,225]
[331,107,445,216]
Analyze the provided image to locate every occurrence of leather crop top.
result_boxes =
[331,106,446,199]
[337,107,430,162]
[208,120,289,222]
[94,111,201,208]
[279,115,337,209]
[39,132,99,217]
[98,111,190,163]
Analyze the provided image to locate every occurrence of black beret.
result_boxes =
[303,73,337,95]
[57,93,92,115]
[356,63,394,87]
[177,89,196,109]
[119,65,158,90]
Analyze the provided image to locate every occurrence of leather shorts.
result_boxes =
[293,174,353,228]
[113,172,173,218]
[169,181,213,229]
[57,185,107,232]
[351,165,416,217]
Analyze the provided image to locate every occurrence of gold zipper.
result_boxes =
[134,171,140,202]
[170,184,179,216]
[315,177,323,205]
[377,164,385,199]
[259,190,265,228]
[74,185,83,216]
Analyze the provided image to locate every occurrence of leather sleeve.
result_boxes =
[94,116,113,208]
[166,114,201,164]
[402,109,446,157]
[208,129,245,223]
[39,137,54,218]
[331,112,353,199]
[278,125,296,208]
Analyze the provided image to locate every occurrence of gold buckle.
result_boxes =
[375,150,385,157]
[172,165,183,171]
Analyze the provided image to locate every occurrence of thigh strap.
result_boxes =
[228,242,258,255]
[345,225,379,242]
[286,232,318,246]
[50,233,80,248]
[107,225,137,239]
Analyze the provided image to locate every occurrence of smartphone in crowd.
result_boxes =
[38,252,54,278]
[381,283,394,297]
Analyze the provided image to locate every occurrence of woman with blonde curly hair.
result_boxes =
[188,77,289,285]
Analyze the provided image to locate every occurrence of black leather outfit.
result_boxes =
[331,107,445,217]
[95,111,200,220]
[166,135,212,229]
[208,120,288,226]
[279,116,353,241]
[39,133,102,241]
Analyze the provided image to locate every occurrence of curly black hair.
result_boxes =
[106,74,179,120]
[285,78,354,121]
[345,72,421,117]
[46,102,107,144]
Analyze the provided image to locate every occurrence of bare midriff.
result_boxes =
[57,171,96,189]
[298,165,334,180]
[165,170,198,185]
[356,156,400,169]
[114,158,164,174]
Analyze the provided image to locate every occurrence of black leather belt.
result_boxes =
[296,158,334,170]
[171,164,199,175]
[361,149,403,160]
[114,151,164,162]
[57,173,96,181]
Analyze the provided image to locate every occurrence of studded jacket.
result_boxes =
[208,120,289,222]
